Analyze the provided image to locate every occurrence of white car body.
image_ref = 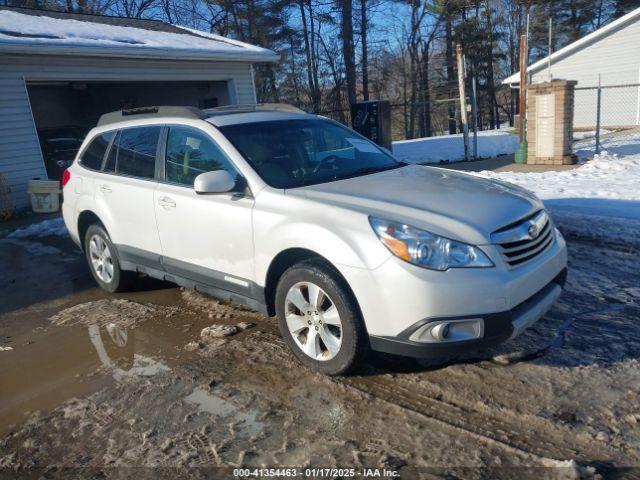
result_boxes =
[62,106,567,361]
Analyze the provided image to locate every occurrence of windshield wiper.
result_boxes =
[346,163,406,178]
[294,162,408,188]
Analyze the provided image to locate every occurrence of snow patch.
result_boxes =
[0,10,275,58]
[470,152,640,203]
[8,217,68,239]
[572,129,610,141]
[574,130,640,159]
[468,151,640,246]
[393,130,519,164]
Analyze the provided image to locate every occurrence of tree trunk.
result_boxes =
[299,0,320,112]
[419,41,431,137]
[445,15,456,134]
[361,0,369,101]
[289,36,301,106]
[341,0,357,107]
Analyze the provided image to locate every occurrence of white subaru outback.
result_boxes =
[62,105,567,375]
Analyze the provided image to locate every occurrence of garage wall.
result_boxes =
[0,54,258,210]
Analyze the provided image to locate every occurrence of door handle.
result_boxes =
[99,185,112,194]
[158,196,176,208]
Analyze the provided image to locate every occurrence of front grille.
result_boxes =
[494,211,555,268]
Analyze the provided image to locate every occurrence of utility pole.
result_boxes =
[456,44,470,162]
[515,33,528,163]
[518,34,528,142]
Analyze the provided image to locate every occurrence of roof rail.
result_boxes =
[203,103,306,115]
[97,106,206,127]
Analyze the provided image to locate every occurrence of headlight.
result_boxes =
[369,217,494,271]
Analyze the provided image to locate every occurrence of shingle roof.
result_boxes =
[0,6,279,62]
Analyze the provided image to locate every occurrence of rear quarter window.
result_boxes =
[79,132,115,170]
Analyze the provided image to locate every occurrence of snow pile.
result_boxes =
[574,130,640,159]
[8,217,68,238]
[573,129,610,141]
[470,151,640,246]
[393,130,519,164]
[0,10,274,57]
[473,152,640,202]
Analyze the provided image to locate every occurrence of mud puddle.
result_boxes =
[0,300,212,436]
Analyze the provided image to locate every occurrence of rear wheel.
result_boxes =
[84,224,134,293]
[275,259,368,375]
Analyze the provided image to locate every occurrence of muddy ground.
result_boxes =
[0,218,639,479]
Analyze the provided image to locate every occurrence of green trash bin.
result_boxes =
[514,140,528,164]
[514,117,527,164]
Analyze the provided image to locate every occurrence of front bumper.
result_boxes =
[368,269,566,358]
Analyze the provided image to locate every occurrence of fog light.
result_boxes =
[409,318,484,343]
[431,322,450,341]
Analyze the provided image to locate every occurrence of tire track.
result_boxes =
[335,371,637,468]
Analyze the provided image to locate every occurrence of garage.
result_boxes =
[0,6,278,210]
[27,80,232,180]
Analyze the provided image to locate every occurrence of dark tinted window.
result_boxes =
[115,126,161,179]
[165,126,236,186]
[80,132,114,170]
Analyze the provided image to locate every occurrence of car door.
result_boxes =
[153,125,256,298]
[95,125,163,268]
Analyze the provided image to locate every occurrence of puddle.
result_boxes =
[184,387,263,436]
[0,309,211,436]
[0,229,267,437]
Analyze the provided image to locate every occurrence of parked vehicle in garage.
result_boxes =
[38,126,87,180]
[61,105,567,375]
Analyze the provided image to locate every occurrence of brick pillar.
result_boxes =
[526,79,577,165]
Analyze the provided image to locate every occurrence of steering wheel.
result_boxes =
[313,154,342,173]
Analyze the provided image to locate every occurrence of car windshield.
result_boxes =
[218,118,404,188]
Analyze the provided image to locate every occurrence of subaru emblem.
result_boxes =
[528,223,539,239]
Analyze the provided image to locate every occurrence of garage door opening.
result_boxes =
[26,80,232,180]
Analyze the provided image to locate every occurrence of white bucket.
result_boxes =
[27,179,61,213]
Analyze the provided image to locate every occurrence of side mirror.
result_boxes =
[194,170,236,194]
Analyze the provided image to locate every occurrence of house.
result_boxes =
[503,7,640,129]
[0,6,278,210]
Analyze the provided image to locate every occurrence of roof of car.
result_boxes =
[205,110,318,127]
[96,104,316,128]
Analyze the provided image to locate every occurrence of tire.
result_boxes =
[275,259,369,375]
[84,224,135,293]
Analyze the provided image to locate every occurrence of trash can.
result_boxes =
[27,179,61,213]
[351,100,392,151]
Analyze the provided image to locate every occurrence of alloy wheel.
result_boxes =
[284,281,343,361]
[89,234,114,283]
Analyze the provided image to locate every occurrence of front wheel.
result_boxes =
[84,224,134,293]
[275,259,368,375]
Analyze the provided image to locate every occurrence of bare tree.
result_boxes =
[340,0,357,107]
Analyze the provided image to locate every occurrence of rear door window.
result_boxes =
[113,126,161,179]
[79,131,114,170]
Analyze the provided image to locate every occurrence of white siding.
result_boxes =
[0,54,257,210]
[530,16,640,128]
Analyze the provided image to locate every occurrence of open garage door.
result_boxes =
[26,80,231,180]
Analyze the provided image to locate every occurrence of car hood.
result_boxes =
[289,164,544,245]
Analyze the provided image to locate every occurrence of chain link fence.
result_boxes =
[318,102,483,141]
[574,82,640,154]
